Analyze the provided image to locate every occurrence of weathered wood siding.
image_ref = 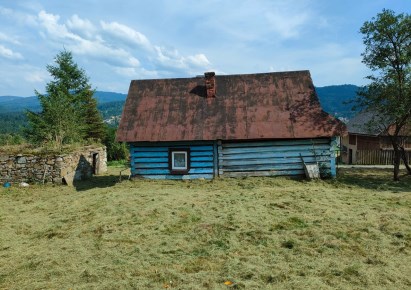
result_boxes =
[130,142,215,179]
[356,149,411,165]
[219,138,336,178]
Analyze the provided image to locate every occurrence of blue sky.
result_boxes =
[0,0,409,96]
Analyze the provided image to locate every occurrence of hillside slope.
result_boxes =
[316,84,359,119]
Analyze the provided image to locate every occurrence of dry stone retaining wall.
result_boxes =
[0,146,107,185]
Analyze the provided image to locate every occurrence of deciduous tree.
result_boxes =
[358,9,411,180]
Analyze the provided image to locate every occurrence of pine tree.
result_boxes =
[26,50,105,148]
[83,90,106,141]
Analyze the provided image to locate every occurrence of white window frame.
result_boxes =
[171,151,188,170]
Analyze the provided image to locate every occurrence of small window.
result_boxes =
[169,148,190,174]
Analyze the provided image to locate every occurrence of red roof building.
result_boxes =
[117,71,346,179]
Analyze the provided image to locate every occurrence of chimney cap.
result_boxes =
[204,72,215,78]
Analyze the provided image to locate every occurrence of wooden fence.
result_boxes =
[356,150,411,165]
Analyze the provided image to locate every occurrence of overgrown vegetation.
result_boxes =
[103,126,129,161]
[1,168,410,289]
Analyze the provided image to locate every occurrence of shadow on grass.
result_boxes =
[73,166,130,191]
[73,174,120,191]
[336,168,411,193]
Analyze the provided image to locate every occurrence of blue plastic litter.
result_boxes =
[3,182,11,188]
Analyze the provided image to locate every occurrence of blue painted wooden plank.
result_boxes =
[131,141,213,147]
[222,169,305,177]
[330,137,337,178]
[134,159,213,168]
[134,168,213,175]
[132,146,213,151]
[213,141,218,177]
[134,169,170,174]
[189,168,214,174]
[134,145,212,150]
[132,147,168,152]
[191,161,214,168]
[133,150,214,158]
[132,145,212,152]
[191,156,213,162]
[138,174,214,180]
[223,163,305,172]
[222,156,329,166]
[134,163,168,169]
[222,150,331,160]
[222,144,331,154]
[133,151,169,158]
[190,146,214,151]
[222,139,330,148]
[130,148,136,173]
[191,151,213,157]
[135,157,169,163]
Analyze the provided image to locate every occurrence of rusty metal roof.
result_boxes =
[348,110,411,136]
[116,70,346,142]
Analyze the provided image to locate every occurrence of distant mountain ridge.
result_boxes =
[0,85,360,135]
[0,96,22,103]
[0,91,127,113]
[315,84,359,119]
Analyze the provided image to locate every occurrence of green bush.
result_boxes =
[103,126,129,161]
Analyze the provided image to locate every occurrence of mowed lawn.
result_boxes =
[0,167,410,289]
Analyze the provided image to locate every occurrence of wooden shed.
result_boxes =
[116,71,346,179]
[341,111,411,164]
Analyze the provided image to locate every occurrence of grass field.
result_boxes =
[1,167,410,289]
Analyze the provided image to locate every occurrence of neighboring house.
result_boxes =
[341,111,411,164]
[116,71,346,179]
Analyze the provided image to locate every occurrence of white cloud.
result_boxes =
[72,39,140,68]
[37,11,140,68]
[265,10,310,39]
[39,11,212,75]
[154,46,184,68]
[0,7,214,94]
[24,70,48,83]
[38,10,79,41]
[34,10,212,80]
[67,14,97,39]
[101,21,152,51]
[0,32,21,45]
[0,45,23,60]
[0,5,37,27]
[185,54,210,67]
[114,67,137,77]
[154,46,211,71]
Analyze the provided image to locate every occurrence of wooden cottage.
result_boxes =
[341,111,411,164]
[116,71,346,179]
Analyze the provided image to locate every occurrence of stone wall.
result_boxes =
[0,146,107,186]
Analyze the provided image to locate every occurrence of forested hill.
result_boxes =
[0,85,360,135]
[316,84,359,119]
[0,91,127,113]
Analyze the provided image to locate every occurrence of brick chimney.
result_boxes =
[204,72,216,98]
